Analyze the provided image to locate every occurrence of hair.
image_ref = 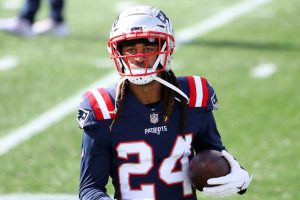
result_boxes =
[110,70,188,135]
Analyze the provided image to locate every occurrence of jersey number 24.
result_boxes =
[116,134,193,199]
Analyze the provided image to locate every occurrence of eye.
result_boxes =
[144,46,157,53]
[123,47,136,55]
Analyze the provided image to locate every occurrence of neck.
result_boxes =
[129,81,162,104]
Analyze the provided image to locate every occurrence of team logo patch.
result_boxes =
[77,108,90,129]
[211,93,219,110]
[150,113,159,124]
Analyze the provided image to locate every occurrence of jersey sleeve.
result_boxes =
[77,87,116,200]
[178,76,224,151]
[77,87,116,129]
[80,129,113,200]
[191,111,225,152]
[178,76,219,111]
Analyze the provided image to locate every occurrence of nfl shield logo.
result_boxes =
[150,113,159,124]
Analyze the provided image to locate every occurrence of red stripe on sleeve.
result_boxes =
[186,76,196,107]
[98,88,116,118]
[85,91,104,120]
[200,77,209,107]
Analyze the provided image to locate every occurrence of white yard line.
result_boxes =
[0,72,120,156]
[0,56,18,71]
[0,0,273,157]
[176,0,273,44]
[250,63,277,78]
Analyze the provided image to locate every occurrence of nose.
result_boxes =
[131,56,146,69]
[132,49,147,65]
[133,54,146,63]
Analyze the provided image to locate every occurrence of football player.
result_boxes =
[77,5,252,200]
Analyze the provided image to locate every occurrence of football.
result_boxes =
[188,149,231,191]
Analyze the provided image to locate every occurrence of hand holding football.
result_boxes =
[188,149,231,191]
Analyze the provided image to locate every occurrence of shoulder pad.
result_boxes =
[85,88,116,120]
[77,88,116,129]
[181,76,218,110]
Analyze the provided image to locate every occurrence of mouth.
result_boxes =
[131,65,145,69]
[127,67,154,75]
[130,63,153,69]
[130,67,154,72]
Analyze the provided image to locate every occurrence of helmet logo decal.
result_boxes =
[156,11,168,24]
[113,16,119,29]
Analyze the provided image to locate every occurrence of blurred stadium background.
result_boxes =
[0,0,299,199]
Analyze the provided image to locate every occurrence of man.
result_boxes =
[77,5,251,200]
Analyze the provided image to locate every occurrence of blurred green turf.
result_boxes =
[0,0,299,199]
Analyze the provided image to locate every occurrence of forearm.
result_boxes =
[80,188,113,200]
[79,131,113,200]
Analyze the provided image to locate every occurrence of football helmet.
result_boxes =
[108,5,175,85]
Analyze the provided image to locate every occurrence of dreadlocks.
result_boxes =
[110,70,188,135]
[161,70,188,135]
[109,79,128,130]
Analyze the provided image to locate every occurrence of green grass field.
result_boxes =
[0,0,299,199]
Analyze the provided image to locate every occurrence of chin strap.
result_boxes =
[110,75,190,115]
[154,76,189,104]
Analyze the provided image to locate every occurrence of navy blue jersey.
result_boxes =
[77,76,225,200]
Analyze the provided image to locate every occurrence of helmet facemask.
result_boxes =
[108,31,174,85]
